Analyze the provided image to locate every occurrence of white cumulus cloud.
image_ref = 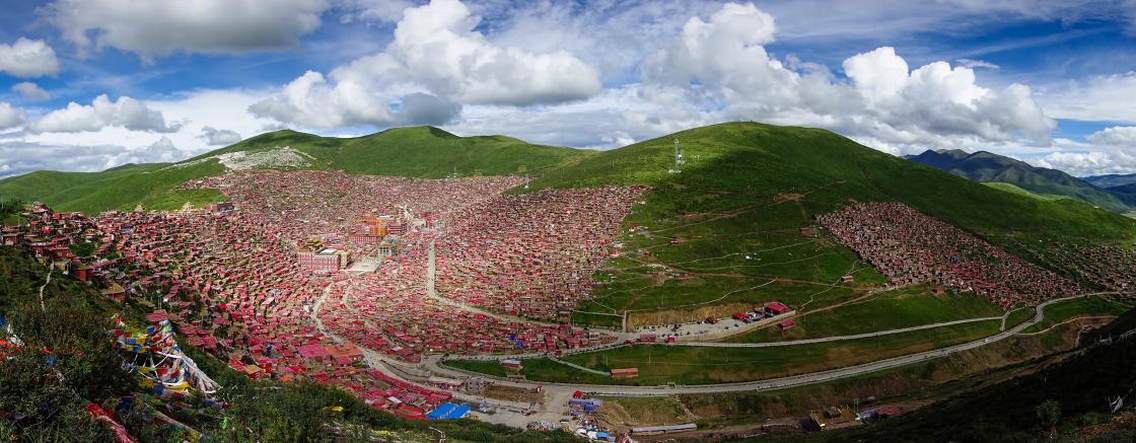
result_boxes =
[108,136,185,165]
[1088,126,1136,147]
[640,3,1053,150]
[44,0,330,58]
[199,126,243,146]
[251,0,601,128]
[955,58,1000,70]
[11,82,50,101]
[0,136,191,178]
[28,95,182,133]
[0,102,26,130]
[1036,150,1136,176]
[0,38,60,78]
[1037,71,1136,122]
[337,0,414,23]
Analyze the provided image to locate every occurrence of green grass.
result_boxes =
[0,160,226,214]
[982,182,1072,201]
[446,359,509,378]
[1004,306,1035,328]
[334,127,590,177]
[544,122,1136,321]
[0,126,591,214]
[528,122,1136,243]
[451,320,1002,385]
[138,188,226,211]
[730,285,1005,342]
[1022,296,1131,333]
[191,127,591,178]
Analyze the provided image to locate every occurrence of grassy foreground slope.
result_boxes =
[526,122,1136,323]
[0,126,589,214]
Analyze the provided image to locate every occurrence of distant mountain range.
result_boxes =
[1083,174,1136,207]
[1083,173,1136,189]
[905,149,1133,212]
[1104,182,1136,207]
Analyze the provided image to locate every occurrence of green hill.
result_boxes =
[982,182,1073,201]
[0,161,227,214]
[524,122,1136,324]
[0,126,590,214]
[190,126,589,177]
[530,122,1135,243]
[906,149,1131,213]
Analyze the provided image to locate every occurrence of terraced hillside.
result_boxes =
[0,126,590,214]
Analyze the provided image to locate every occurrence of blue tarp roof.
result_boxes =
[427,403,470,420]
[447,404,471,419]
[427,403,456,420]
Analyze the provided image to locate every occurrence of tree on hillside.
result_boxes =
[1036,399,1062,438]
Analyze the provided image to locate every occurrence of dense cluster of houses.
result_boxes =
[188,171,523,257]
[3,203,98,272]
[435,186,647,319]
[2,204,434,419]
[4,169,647,420]
[1026,243,1136,293]
[321,256,615,362]
[818,202,1082,307]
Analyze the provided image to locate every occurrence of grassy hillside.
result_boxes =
[982,182,1072,201]
[0,161,227,214]
[907,149,1131,212]
[450,320,1002,386]
[526,122,1135,325]
[529,123,1135,242]
[0,126,590,214]
[731,285,1006,342]
[193,126,589,177]
[780,311,1136,443]
[336,127,589,177]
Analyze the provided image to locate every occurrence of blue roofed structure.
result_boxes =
[427,403,471,420]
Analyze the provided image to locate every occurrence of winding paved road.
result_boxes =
[675,315,1003,348]
[428,293,1108,397]
[313,241,1116,406]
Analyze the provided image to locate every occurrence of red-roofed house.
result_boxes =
[298,344,331,361]
[765,301,791,315]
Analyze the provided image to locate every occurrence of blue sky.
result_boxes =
[1,0,1135,178]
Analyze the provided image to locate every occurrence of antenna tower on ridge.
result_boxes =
[669,138,685,173]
